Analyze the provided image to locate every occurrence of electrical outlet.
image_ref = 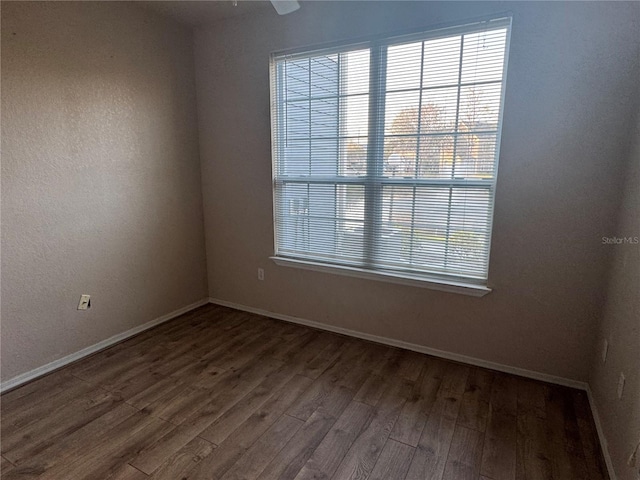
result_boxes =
[77,294,91,310]
[617,373,626,399]
[602,339,608,363]
[258,268,265,281]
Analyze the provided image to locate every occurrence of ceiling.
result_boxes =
[138,0,274,27]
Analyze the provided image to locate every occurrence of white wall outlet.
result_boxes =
[617,373,626,399]
[77,294,91,310]
[257,268,265,281]
[602,339,608,363]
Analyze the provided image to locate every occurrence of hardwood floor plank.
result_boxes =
[177,357,286,436]
[125,373,188,410]
[149,437,216,480]
[318,341,368,388]
[256,410,338,480]
[338,342,391,389]
[515,413,553,480]
[353,374,387,406]
[1,375,96,438]
[219,414,303,480]
[197,323,265,365]
[571,389,608,480]
[2,403,139,479]
[270,330,318,363]
[2,390,125,464]
[299,335,346,380]
[189,375,313,480]
[405,394,461,480]
[146,350,268,424]
[287,380,351,422]
[71,345,154,386]
[458,368,495,433]
[489,373,518,417]
[390,357,446,447]
[186,316,257,360]
[37,412,173,480]
[111,464,149,480]
[479,403,516,480]
[442,425,484,480]
[331,377,411,480]
[395,350,428,382]
[198,364,299,445]
[517,379,547,420]
[368,439,414,480]
[214,335,284,371]
[0,457,15,477]
[438,363,470,397]
[545,386,589,479]
[0,370,78,416]
[288,334,350,378]
[129,424,202,475]
[293,401,373,480]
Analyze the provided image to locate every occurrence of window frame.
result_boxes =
[269,15,512,296]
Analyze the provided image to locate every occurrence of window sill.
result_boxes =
[270,257,492,297]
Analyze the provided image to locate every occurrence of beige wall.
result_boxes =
[195,1,640,382]
[590,109,640,480]
[1,2,208,382]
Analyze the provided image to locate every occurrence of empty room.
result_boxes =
[1,1,638,479]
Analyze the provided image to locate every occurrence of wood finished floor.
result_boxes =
[1,304,609,480]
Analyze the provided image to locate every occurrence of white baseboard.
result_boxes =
[208,297,588,391]
[0,298,210,394]
[586,386,618,480]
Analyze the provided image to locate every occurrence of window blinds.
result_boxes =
[271,18,511,283]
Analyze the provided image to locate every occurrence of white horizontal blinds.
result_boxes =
[274,49,371,265]
[272,19,510,281]
[377,25,508,279]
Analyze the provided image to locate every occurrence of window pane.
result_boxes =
[282,139,310,176]
[445,188,491,274]
[420,87,458,134]
[385,137,417,177]
[336,184,366,262]
[422,35,461,88]
[342,94,369,138]
[458,83,502,131]
[387,42,422,91]
[452,133,497,179]
[310,98,338,138]
[461,29,507,84]
[310,54,339,97]
[276,183,309,254]
[343,50,370,95]
[409,187,451,270]
[310,138,338,175]
[416,134,455,179]
[283,58,310,100]
[340,137,368,176]
[385,90,420,136]
[285,101,310,140]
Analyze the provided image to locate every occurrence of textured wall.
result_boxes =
[195,1,640,382]
[1,2,208,382]
[590,110,640,480]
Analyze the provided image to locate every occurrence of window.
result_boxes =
[270,18,511,295]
